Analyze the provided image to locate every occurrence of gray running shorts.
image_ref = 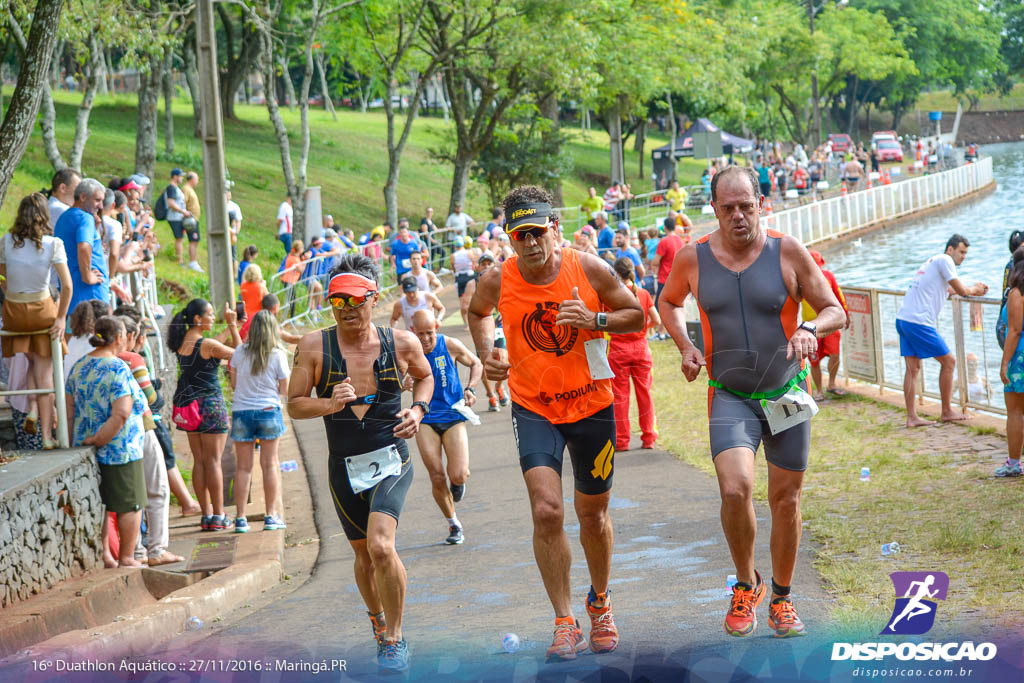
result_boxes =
[708,382,810,472]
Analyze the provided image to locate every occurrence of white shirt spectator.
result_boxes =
[896,254,957,327]
[64,335,92,383]
[0,233,67,293]
[445,211,473,239]
[227,199,243,228]
[101,216,122,255]
[277,201,293,236]
[165,184,186,222]
[48,196,69,230]
[230,347,290,411]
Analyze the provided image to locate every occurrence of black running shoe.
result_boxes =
[450,482,465,502]
[445,525,464,545]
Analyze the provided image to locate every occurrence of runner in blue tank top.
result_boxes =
[658,166,845,640]
[408,308,482,545]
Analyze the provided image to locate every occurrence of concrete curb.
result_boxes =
[5,532,283,663]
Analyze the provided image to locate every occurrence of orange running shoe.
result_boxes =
[724,571,766,637]
[768,596,807,637]
[585,590,619,653]
[368,610,386,644]
[545,616,587,662]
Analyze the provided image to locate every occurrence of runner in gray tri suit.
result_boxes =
[659,165,845,639]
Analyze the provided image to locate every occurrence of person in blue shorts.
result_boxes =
[408,308,482,545]
[895,234,988,427]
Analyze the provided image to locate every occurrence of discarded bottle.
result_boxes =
[502,633,520,654]
[881,542,901,556]
[185,616,203,631]
[279,460,298,472]
[860,467,871,482]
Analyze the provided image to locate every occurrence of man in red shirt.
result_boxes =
[651,217,685,339]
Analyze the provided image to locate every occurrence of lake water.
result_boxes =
[823,142,1024,289]
[820,142,1024,413]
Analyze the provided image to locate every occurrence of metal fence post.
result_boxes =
[52,335,69,449]
[950,296,969,414]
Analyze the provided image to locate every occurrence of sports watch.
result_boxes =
[595,312,608,329]
[411,401,431,416]
[798,321,817,337]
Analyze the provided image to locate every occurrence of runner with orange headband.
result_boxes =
[468,185,644,662]
[287,254,433,674]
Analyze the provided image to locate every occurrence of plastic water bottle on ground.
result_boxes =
[860,467,870,481]
[502,633,520,653]
[279,460,298,472]
[185,616,203,631]
[881,542,901,556]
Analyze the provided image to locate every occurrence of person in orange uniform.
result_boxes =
[608,256,660,450]
[804,250,850,400]
[468,185,643,663]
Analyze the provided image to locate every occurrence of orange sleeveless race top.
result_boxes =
[499,248,613,424]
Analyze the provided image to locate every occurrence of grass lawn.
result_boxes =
[916,83,1024,112]
[646,341,1024,638]
[1,90,714,303]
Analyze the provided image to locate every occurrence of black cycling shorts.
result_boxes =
[510,402,615,495]
[427,419,464,437]
[327,440,414,541]
[456,272,476,297]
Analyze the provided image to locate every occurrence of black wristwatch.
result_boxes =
[411,401,430,416]
[798,321,817,337]
[465,387,476,395]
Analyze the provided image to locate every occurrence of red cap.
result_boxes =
[118,180,142,192]
[327,272,377,298]
[809,250,825,267]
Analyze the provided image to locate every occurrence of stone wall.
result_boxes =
[0,449,103,607]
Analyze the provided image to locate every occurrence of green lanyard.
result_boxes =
[708,365,809,401]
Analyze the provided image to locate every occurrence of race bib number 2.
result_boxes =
[345,445,402,493]
[760,385,818,436]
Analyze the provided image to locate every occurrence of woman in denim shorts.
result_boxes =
[229,310,291,532]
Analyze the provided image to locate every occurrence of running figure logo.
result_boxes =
[522,302,578,357]
[881,571,949,635]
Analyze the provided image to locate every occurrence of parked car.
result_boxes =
[871,130,898,149]
[876,139,904,162]
[828,133,853,154]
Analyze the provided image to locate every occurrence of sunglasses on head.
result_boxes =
[509,226,549,242]
[328,292,376,310]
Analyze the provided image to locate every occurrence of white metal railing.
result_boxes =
[267,227,464,329]
[765,156,993,247]
[841,286,1005,416]
[0,330,69,449]
[130,270,166,372]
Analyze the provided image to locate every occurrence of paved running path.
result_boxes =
[139,288,839,680]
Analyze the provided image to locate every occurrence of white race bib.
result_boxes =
[760,385,818,436]
[401,258,411,270]
[584,337,615,380]
[345,445,403,493]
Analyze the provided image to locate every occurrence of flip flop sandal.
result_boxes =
[826,388,848,397]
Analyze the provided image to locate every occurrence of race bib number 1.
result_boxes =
[345,445,402,493]
[760,385,818,435]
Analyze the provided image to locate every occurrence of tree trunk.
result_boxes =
[539,92,563,206]
[39,85,66,170]
[315,52,336,121]
[162,45,174,155]
[134,53,163,183]
[68,34,103,172]
[0,0,65,208]
[279,54,296,110]
[183,33,201,139]
[449,149,472,215]
[104,48,114,92]
[96,43,108,96]
[260,32,298,222]
[49,39,62,88]
[608,99,624,184]
[634,118,646,181]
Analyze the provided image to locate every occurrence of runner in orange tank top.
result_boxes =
[468,185,643,663]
